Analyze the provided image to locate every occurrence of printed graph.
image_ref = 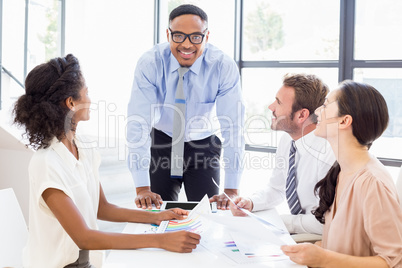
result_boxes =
[159,214,204,234]
[157,195,211,234]
[221,239,287,264]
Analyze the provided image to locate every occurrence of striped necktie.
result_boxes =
[171,67,189,178]
[285,140,303,215]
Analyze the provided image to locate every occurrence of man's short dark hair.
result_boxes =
[283,73,329,123]
[169,4,208,26]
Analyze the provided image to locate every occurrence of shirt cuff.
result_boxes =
[250,195,269,212]
[280,214,296,233]
[130,169,151,188]
[223,170,242,189]
[280,214,323,235]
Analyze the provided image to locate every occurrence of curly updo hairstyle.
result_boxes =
[313,80,389,224]
[13,54,84,150]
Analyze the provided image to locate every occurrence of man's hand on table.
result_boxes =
[135,186,163,209]
[209,189,238,210]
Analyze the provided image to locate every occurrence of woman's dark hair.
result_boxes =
[13,54,84,150]
[313,162,340,223]
[169,4,208,25]
[313,80,389,223]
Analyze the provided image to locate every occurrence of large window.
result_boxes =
[0,0,155,163]
[27,0,62,76]
[2,0,25,84]
[1,0,62,105]
[64,0,154,154]
[242,67,339,147]
[241,0,340,148]
[242,0,340,61]
[1,0,401,168]
[354,0,402,60]
[241,0,401,179]
[351,0,402,162]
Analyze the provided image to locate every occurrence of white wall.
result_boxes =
[0,121,33,223]
[0,127,33,223]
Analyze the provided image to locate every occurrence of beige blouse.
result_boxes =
[322,157,402,267]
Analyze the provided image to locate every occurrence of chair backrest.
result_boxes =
[397,167,402,209]
[0,188,29,268]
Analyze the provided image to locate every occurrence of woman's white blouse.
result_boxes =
[23,137,101,268]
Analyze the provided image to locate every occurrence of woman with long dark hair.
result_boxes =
[281,81,402,267]
[14,54,200,268]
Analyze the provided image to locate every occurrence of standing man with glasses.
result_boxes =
[127,4,245,210]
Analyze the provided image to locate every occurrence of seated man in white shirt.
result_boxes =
[231,73,336,235]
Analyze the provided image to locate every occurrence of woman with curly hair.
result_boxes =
[14,54,200,268]
[281,81,402,267]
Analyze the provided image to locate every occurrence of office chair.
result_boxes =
[0,188,28,268]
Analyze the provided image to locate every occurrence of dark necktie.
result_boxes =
[171,67,189,178]
[285,140,303,215]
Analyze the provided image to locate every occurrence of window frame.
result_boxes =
[0,0,66,110]
[1,0,401,167]
[154,0,402,167]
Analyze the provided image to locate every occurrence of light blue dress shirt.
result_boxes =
[127,42,245,189]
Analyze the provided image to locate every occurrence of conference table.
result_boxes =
[105,208,306,268]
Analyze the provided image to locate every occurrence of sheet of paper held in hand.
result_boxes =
[156,194,212,234]
[208,177,288,246]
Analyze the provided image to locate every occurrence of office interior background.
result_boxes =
[1,0,402,230]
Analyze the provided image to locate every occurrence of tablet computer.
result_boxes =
[161,201,217,212]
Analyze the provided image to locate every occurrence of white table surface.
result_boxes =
[105,209,306,268]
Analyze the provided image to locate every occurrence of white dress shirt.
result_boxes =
[250,131,336,234]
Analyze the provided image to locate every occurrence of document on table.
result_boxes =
[218,236,288,264]
[199,217,289,265]
[127,194,290,264]
[227,231,288,263]
[201,214,286,246]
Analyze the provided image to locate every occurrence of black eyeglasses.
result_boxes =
[168,28,208,44]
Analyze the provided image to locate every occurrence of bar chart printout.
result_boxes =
[157,194,211,234]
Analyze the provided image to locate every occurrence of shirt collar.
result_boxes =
[49,137,80,171]
[294,130,327,156]
[168,44,208,75]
